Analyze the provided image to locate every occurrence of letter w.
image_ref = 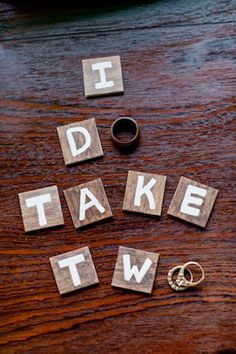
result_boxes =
[123,255,152,283]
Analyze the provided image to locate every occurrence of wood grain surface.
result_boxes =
[111,246,160,294]
[123,170,167,216]
[0,0,236,353]
[57,118,104,165]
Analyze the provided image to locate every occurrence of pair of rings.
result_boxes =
[111,117,139,148]
[167,261,205,291]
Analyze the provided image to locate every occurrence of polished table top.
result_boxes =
[0,1,235,353]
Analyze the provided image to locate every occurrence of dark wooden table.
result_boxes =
[0,1,236,353]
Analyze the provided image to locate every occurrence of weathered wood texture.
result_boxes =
[167,176,219,228]
[123,170,167,216]
[0,0,235,353]
[111,246,159,294]
[18,185,64,232]
[64,178,112,228]
[50,246,99,295]
[82,55,124,97]
[57,118,104,165]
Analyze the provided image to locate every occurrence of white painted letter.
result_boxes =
[134,176,156,209]
[92,61,114,89]
[79,188,105,221]
[180,185,207,217]
[25,193,51,226]
[66,127,91,157]
[58,254,85,286]
[123,255,152,283]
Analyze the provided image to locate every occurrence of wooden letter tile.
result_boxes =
[57,118,103,165]
[168,176,219,227]
[64,178,112,228]
[50,246,99,295]
[111,246,159,294]
[82,55,124,98]
[123,171,166,216]
[18,185,64,232]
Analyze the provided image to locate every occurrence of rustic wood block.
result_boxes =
[57,118,103,165]
[50,246,99,295]
[82,55,124,98]
[18,185,64,232]
[64,178,112,228]
[123,171,166,216]
[168,176,219,227]
[111,246,159,294]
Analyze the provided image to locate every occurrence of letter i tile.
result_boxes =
[168,176,219,227]
[50,247,99,294]
[112,246,159,294]
[57,118,103,165]
[82,56,124,98]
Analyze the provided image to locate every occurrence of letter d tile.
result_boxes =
[57,118,103,165]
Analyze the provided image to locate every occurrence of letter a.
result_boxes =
[79,188,105,221]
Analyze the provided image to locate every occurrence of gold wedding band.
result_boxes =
[167,261,205,291]
[167,265,193,291]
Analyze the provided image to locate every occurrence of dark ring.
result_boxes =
[111,117,139,148]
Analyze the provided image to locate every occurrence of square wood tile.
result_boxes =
[168,176,219,227]
[57,118,103,165]
[123,171,166,216]
[50,246,99,295]
[64,178,112,228]
[82,55,124,98]
[18,185,64,232]
[111,246,159,294]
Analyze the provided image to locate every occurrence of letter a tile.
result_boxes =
[168,176,219,227]
[123,171,166,216]
[82,56,124,98]
[57,118,103,165]
[18,185,64,232]
[111,246,159,294]
[64,178,112,228]
[50,246,99,295]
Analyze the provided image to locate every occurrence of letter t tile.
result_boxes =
[50,246,99,294]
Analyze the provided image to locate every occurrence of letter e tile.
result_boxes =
[111,246,159,294]
[168,176,219,227]
[50,247,99,294]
